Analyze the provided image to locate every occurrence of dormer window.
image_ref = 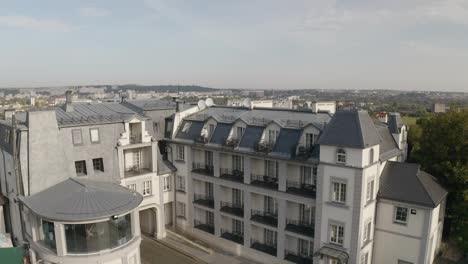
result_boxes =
[337,148,346,164]
[305,133,316,148]
[268,130,279,145]
[208,124,215,137]
[236,127,245,139]
[182,122,191,133]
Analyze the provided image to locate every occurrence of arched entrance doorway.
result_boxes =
[139,207,157,238]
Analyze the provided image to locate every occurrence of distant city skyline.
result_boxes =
[1,0,468,92]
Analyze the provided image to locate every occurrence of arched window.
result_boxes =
[337,148,346,164]
[369,148,374,164]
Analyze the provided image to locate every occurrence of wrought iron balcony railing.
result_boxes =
[193,194,214,208]
[285,218,315,237]
[220,168,244,183]
[284,250,313,264]
[286,180,316,198]
[194,220,214,234]
[250,209,278,227]
[220,229,244,245]
[192,162,214,176]
[250,239,277,256]
[220,201,244,217]
[251,174,278,190]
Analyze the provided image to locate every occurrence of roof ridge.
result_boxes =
[356,111,365,148]
[414,167,436,206]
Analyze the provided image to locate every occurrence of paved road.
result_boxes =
[140,235,199,264]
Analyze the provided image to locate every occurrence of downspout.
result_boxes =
[12,115,27,246]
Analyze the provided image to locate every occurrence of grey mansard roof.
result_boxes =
[388,112,404,134]
[209,123,232,145]
[318,110,381,148]
[375,122,402,160]
[379,162,447,208]
[21,178,143,222]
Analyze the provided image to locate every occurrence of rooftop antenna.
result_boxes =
[198,100,207,110]
[205,98,214,107]
[242,98,252,109]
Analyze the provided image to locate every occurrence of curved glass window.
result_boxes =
[65,214,133,254]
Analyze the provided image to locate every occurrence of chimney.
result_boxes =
[64,90,74,112]
[172,97,180,112]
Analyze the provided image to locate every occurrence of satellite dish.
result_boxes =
[242,98,252,108]
[205,98,214,107]
[198,100,207,110]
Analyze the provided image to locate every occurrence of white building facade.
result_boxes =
[163,102,446,264]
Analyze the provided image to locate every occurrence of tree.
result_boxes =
[411,110,468,252]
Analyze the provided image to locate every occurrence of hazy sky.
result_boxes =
[1,0,467,91]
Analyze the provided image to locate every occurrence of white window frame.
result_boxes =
[127,183,137,192]
[72,129,83,146]
[305,133,316,148]
[361,252,369,264]
[89,128,100,143]
[329,222,345,245]
[268,130,279,144]
[336,148,346,164]
[363,219,372,243]
[176,145,185,161]
[236,126,245,138]
[142,180,152,196]
[394,206,409,224]
[366,178,375,202]
[331,180,346,203]
[163,176,171,191]
[176,175,185,191]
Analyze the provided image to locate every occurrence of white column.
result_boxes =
[213,150,220,177]
[244,156,251,184]
[55,223,66,256]
[243,191,252,246]
[277,198,287,259]
[278,161,287,192]
[214,184,221,236]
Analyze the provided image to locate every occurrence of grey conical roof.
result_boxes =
[21,178,143,222]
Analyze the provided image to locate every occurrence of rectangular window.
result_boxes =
[143,180,152,196]
[208,124,215,137]
[75,160,87,176]
[4,129,10,144]
[330,223,344,245]
[264,229,277,247]
[337,148,346,164]
[332,181,346,203]
[366,179,375,202]
[92,158,104,172]
[268,130,279,144]
[236,127,245,138]
[176,202,186,218]
[72,129,83,145]
[163,176,171,191]
[301,166,314,185]
[305,133,316,148]
[299,204,314,225]
[264,196,278,215]
[206,211,214,226]
[205,151,213,167]
[89,128,100,143]
[394,206,408,224]
[361,252,369,264]
[363,220,372,243]
[176,145,185,161]
[232,188,243,206]
[232,155,244,172]
[298,238,313,257]
[205,182,213,198]
[265,160,278,178]
[176,175,185,192]
[232,219,243,235]
[127,184,136,191]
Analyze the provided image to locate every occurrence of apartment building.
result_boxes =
[163,101,447,264]
[0,95,178,264]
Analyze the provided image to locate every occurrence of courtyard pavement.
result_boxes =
[140,235,200,264]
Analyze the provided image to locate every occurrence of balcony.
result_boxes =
[221,229,244,245]
[254,142,274,153]
[286,219,314,237]
[124,167,152,178]
[220,202,244,217]
[194,220,214,234]
[286,181,316,198]
[284,250,313,264]
[224,138,239,148]
[251,210,278,227]
[251,174,278,190]
[193,194,214,208]
[250,239,277,257]
[192,162,214,176]
[220,168,244,183]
